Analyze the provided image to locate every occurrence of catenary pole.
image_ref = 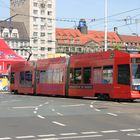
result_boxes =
[104,0,108,51]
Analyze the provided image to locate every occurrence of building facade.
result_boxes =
[56,28,123,55]
[10,0,56,60]
[119,35,140,52]
[0,21,30,59]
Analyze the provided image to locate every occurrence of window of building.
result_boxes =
[33,39,38,44]
[33,24,38,30]
[71,47,75,52]
[41,40,45,44]
[33,32,38,36]
[40,47,45,51]
[33,54,38,57]
[33,2,38,7]
[48,33,52,40]
[3,32,9,38]
[41,18,46,22]
[47,25,52,29]
[48,47,52,51]
[48,4,52,8]
[12,33,18,38]
[40,32,45,37]
[33,17,38,22]
[40,54,45,58]
[48,19,52,24]
[47,11,52,16]
[77,48,82,52]
[33,10,38,15]
[41,10,45,15]
[40,25,45,30]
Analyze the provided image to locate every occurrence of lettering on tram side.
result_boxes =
[69,85,93,89]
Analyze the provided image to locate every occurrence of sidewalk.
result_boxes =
[0,91,10,94]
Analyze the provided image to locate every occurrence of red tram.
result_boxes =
[10,50,140,100]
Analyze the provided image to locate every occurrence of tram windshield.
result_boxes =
[132,64,140,85]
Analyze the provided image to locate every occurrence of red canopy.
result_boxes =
[0,38,25,61]
[0,38,25,74]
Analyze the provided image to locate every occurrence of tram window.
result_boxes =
[83,67,91,84]
[25,71,32,81]
[20,72,24,84]
[20,71,32,87]
[93,67,102,83]
[74,68,82,84]
[48,69,53,83]
[102,66,113,84]
[70,68,74,83]
[53,69,62,83]
[10,72,15,84]
[59,69,64,83]
[25,71,32,87]
[39,70,47,83]
[131,58,140,63]
[117,64,130,85]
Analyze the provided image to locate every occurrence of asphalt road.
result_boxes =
[0,93,140,140]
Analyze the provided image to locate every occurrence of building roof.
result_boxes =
[120,35,140,43]
[56,28,122,46]
[0,21,29,40]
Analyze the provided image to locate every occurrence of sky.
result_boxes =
[0,0,140,35]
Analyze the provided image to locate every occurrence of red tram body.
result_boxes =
[10,50,140,100]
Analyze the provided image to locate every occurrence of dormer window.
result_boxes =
[11,29,19,38]
[3,32,9,38]
[12,33,18,38]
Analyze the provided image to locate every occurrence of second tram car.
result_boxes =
[10,50,140,100]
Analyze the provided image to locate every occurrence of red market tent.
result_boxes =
[0,38,25,74]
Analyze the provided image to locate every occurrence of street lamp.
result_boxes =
[104,0,108,51]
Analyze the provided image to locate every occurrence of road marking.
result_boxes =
[45,102,49,104]
[104,139,120,140]
[34,111,37,114]
[35,107,39,111]
[120,129,136,132]
[107,112,118,116]
[0,137,11,140]
[94,108,101,111]
[52,121,66,126]
[39,104,43,107]
[60,133,77,136]
[16,135,35,139]
[38,134,56,137]
[37,134,102,140]
[37,115,46,119]
[81,131,98,134]
[101,130,119,133]
[12,106,36,109]
[127,133,140,136]
[56,112,64,116]
[2,100,21,103]
[90,104,94,108]
[52,109,55,112]
[61,104,85,107]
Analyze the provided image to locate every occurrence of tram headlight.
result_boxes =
[132,85,137,90]
[132,85,140,90]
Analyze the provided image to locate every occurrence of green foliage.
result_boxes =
[113,43,122,50]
